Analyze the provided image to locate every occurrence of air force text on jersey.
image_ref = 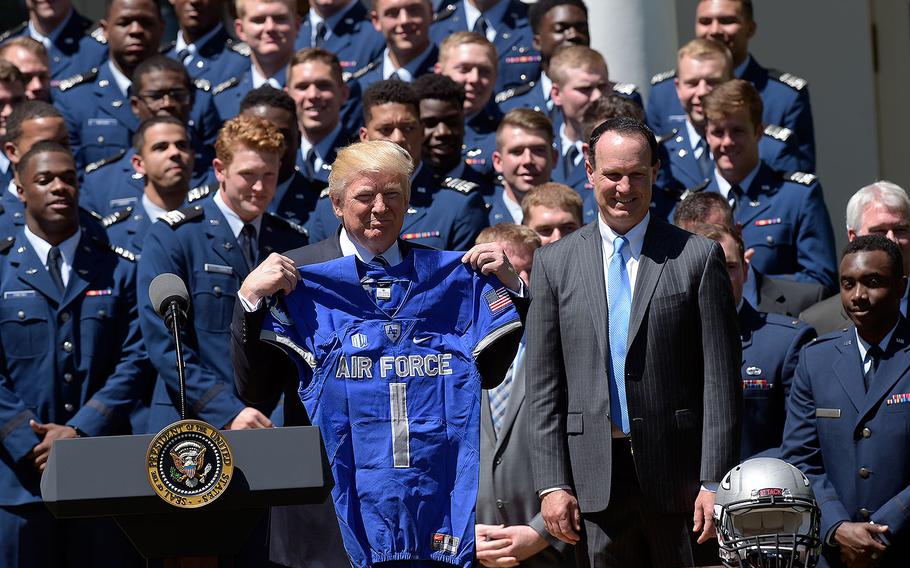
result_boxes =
[336,353,454,380]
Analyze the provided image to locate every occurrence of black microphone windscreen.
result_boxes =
[149,273,190,317]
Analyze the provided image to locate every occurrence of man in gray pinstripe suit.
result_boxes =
[527,117,742,567]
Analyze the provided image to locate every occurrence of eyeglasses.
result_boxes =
[137,90,192,105]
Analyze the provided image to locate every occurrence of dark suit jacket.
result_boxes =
[799,294,850,337]
[527,218,742,514]
[755,270,827,317]
[477,349,575,568]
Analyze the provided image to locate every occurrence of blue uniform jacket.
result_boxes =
[485,185,516,226]
[647,56,815,170]
[551,141,590,196]
[782,319,910,565]
[306,162,488,250]
[0,224,148,506]
[0,11,107,83]
[211,66,286,124]
[348,44,439,102]
[137,197,308,433]
[462,104,502,178]
[738,300,815,460]
[430,0,537,91]
[295,1,385,74]
[163,25,250,87]
[702,162,836,290]
[54,64,140,169]
[656,123,809,195]
[270,171,321,226]
[294,126,352,190]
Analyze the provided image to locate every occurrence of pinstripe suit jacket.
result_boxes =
[527,217,742,514]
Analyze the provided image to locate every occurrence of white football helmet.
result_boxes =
[714,458,821,568]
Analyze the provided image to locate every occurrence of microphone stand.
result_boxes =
[165,301,187,420]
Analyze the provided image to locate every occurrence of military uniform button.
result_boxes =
[63,340,73,353]
[859,508,871,520]
[64,403,74,412]
[213,286,222,297]
[496,500,503,509]
[17,310,25,320]
[859,467,870,479]
[862,427,871,438]
[60,312,70,323]
[97,136,105,144]
[766,235,774,244]
[64,373,74,383]
[494,457,502,465]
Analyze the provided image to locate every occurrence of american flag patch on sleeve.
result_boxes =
[484,286,513,314]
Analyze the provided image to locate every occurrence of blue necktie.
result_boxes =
[695,138,712,178]
[608,236,631,434]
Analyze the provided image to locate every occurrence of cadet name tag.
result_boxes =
[3,290,36,299]
[146,419,233,508]
[815,408,841,419]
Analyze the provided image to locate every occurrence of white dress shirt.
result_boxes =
[713,161,761,203]
[251,65,282,89]
[23,225,81,288]
[213,189,263,239]
[598,212,649,296]
[501,190,523,224]
[685,119,708,159]
[108,60,132,97]
[141,194,169,223]
[308,0,358,44]
[463,0,502,42]
[856,323,898,375]
[559,123,584,165]
[174,23,224,64]
[339,227,403,265]
[27,8,73,49]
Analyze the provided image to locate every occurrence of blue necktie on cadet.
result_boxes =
[608,235,631,434]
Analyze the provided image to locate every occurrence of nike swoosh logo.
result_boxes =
[412,337,431,344]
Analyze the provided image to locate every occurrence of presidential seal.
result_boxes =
[146,419,233,508]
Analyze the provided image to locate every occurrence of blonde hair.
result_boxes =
[438,32,498,72]
[521,182,583,224]
[328,140,414,201]
[548,45,607,86]
[677,38,732,77]
[0,36,49,64]
[235,0,295,19]
[215,115,286,167]
[476,223,542,250]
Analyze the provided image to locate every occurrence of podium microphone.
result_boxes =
[149,273,191,420]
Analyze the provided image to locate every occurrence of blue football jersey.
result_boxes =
[260,250,522,568]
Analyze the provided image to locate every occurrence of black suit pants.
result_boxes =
[577,439,694,568]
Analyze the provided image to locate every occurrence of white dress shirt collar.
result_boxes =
[251,64,283,89]
[464,0,507,42]
[108,60,132,97]
[141,193,169,222]
[539,71,553,109]
[714,161,761,201]
[23,224,81,287]
[175,22,224,58]
[28,8,73,48]
[501,189,523,224]
[339,227,403,265]
[381,44,433,82]
[855,320,899,373]
[559,123,584,159]
[598,211,649,292]
[7,179,18,199]
[300,122,342,171]
[685,119,707,156]
[309,0,358,43]
[0,150,9,175]
[214,189,263,239]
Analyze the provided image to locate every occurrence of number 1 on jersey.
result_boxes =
[389,382,411,468]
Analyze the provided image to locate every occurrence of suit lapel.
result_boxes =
[858,320,910,424]
[627,220,668,349]
[494,351,526,455]
[580,223,609,369]
[832,328,866,413]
